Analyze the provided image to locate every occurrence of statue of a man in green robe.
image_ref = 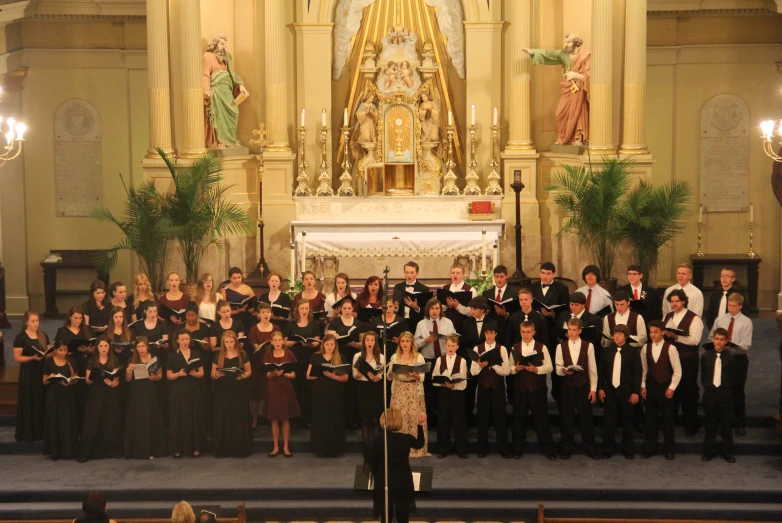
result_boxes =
[203,34,249,148]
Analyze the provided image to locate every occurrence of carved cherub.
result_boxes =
[399,61,414,88]
[384,61,399,90]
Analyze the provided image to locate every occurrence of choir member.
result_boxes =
[441,263,476,332]
[259,272,292,330]
[211,299,245,351]
[325,273,358,319]
[78,337,122,461]
[182,304,213,431]
[42,341,79,460]
[108,281,132,322]
[432,334,468,459]
[211,330,253,458]
[83,280,111,335]
[392,261,429,330]
[387,331,429,458]
[701,328,736,462]
[263,330,299,458]
[663,289,704,435]
[414,297,455,423]
[371,296,408,352]
[54,306,93,429]
[158,272,192,335]
[481,265,518,343]
[195,273,219,325]
[356,275,384,310]
[285,299,321,427]
[662,263,704,318]
[705,267,742,330]
[510,321,556,460]
[598,325,642,460]
[327,297,362,429]
[576,265,614,317]
[602,290,647,349]
[532,262,570,404]
[167,330,205,458]
[132,301,170,425]
[293,270,326,315]
[369,408,426,523]
[14,311,49,444]
[641,320,681,460]
[507,288,549,349]
[555,318,598,459]
[709,293,752,436]
[620,264,662,329]
[307,334,347,457]
[461,297,497,425]
[353,331,385,470]
[221,267,257,329]
[249,302,280,429]
[124,337,166,459]
[470,323,510,458]
[129,273,156,322]
[555,292,602,354]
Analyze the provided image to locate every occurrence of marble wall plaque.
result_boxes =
[700,94,749,213]
[54,99,102,217]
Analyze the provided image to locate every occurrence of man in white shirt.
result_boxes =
[413,299,456,425]
[709,293,753,436]
[432,334,468,458]
[663,289,704,436]
[662,263,704,317]
[576,264,614,317]
[555,318,598,459]
[641,320,682,460]
[602,290,647,348]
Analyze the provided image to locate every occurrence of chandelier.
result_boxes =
[760,120,782,162]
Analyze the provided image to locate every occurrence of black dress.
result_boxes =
[14,332,47,443]
[54,326,91,430]
[184,323,214,432]
[370,425,426,519]
[259,291,293,330]
[212,352,253,458]
[124,361,166,459]
[133,319,169,425]
[77,361,123,461]
[83,302,111,335]
[309,352,346,457]
[42,358,79,460]
[167,349,205,456]
[328,317,361,429]
[286,320,321,424]
[212,318,246,346]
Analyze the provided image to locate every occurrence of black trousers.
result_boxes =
[546,345,562,405]
[703,386,734,456]
[559,383,595,455]
[732,354,749,428]
[476,382,508,454]
[601,386,635,455]
[423,360,438,424]
[512,386,555,455]
[676,352,700,429]
[644,381,675,454]
[436,387,468,454]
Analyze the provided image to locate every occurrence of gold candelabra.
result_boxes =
[441,123,460,195]
[337,125,355,196]
[315,124,334,196]
[696,220,704,257]
[748,220,755,258]
[294,125,311,196]
[0,116,26,167]
[485,124,503,195]
[463,124,481,195]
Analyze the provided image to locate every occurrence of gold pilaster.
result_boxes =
[179,0,206,158]
[145,0,173,158]
[619,0,649,155]
[265,0,291,153]
[589,0,614,153]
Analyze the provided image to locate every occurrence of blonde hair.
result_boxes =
[195,273,218,305]
[394,331,417,360]
[380,407,403,432]
[170,501,195,523]
[319,333,342,365]
[133,273,153,307]
[216,330,245,368]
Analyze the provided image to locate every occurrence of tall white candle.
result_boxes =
[448,110,453,127]
[343,108,348,127]
[300,108,306,127]
[494,241,499,269]
[322,109,327,128]
[750,203,754,223]
[699,204,703,223]
[290,243,296,282]
[481,229,487,274]
[471,104,476,126]
[493,107,498,126]
[301,232,307,272]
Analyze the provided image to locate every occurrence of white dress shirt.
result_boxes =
[448,281,477,316]
[602,311,647,348]
[510,340,553,376]
[709,312,753,354]
[576,284,614,315]
[431,353,468,390]
[664,308,704,346]
[469,342,511,377]
[554,338,598,392]
[491,285,510,302]
[414,316,456,360]
[562,310,585,330]
[663,283,704,317]
[402,281,419,319]
[351,352,386,382]
[641,341,682,390]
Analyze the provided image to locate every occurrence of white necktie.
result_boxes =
[719,291,728,316]
[612,347,622,388]
[713,353,721,387]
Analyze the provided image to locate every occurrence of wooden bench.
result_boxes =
[0,502,246,523]
[537,501,764,523]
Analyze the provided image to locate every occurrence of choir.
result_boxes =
[12,261,752,464]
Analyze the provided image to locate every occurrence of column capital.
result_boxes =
[463,20,506,33]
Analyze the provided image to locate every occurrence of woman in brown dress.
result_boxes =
[248,302,280,428]
[263,330,299,457]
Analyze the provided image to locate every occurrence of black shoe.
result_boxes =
[284,452,293,458]
[477,452,487,458]
[724,455,736,463]
[559,452,570,460]
[587,452,600,460]
[685,427,698,436]
[437,452,448,459]
[736,427,746,437]
[702,454,714,461]
[625,453,634,460]
[501,452,511,459]
[512,452,523,459]
[458,453,468,459]
[547,453,557,460]
[665,453,675,460]
[600,451,613,459]
[641,452,655,459]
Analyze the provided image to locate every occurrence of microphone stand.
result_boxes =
[381,266,390,523]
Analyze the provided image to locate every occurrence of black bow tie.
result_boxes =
[476,320,483,324]
[541,284,550,289]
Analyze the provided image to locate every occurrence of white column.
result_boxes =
[145,0,173,158]
[619,0,649,155]
[506,0,534,151]
[265,0,292,152]
[588,0,614,153]
[179,0,207,158]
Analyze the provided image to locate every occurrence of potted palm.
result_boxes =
[91,174,169,292]
[157,148,254,290]
[545,156,634,288]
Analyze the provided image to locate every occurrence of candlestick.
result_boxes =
[485,124,503,195]
[471,104,476,126]
[463,124,482,195]
[448,110,453,126]
[321,109,327,128]
[493,107,498,126]
[440,121,460,195]
[301,231,307,272]
[337,124,355,196]
[699,204,703,223]
[748,216,755,258]
[343,108,349,127]
[494,241,500,271]
[315,123,334,196]
[696,221,704,258]
[300,109,306,127]
[290,243,296,285]
[750,203,754,223]
[481,229,487,275]
[293,125,312,196]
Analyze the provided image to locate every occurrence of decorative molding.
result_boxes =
[647,0,778,12]
[647,8,777,16]
[17,48,146,69]
[25,13,145,22]
[28,0,145,18]
[648,43,782,65]
[0,1,30,25]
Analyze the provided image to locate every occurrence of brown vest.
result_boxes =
[560,339,590,388]
[645,341,673,385]
[608,311,639,336]
[477,343,503,389]
[663,309,698,360]
[513,341,547,392]
[439,354,462,375]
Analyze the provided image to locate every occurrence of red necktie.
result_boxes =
[727,317,734,342]
[633,288,639,301]
[496,288,502,302]
[585,288,593,312]
[433,320,441,358]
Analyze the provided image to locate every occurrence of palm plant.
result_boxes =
[621,179,692,281]
[545,156,634,281]
[158,148,254,284]
[91,174,169,292]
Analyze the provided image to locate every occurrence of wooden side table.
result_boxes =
[690,254,762,314]
[40,250,110,318]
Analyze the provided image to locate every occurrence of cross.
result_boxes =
[250,123,270,152]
